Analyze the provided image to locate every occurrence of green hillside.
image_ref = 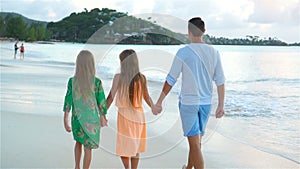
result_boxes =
[0,12,48,41]
[0,12,47,26]
[47,8,189,44]
[0,9,189,44]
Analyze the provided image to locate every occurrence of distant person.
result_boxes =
[153,17,226,169]
[106,49,155,169]
[20,43,25,60]
[14,40,19,59]
[63,50,108,169]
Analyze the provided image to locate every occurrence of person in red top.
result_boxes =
[20,43,25,60]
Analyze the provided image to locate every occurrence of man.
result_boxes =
[14,39,19,59]
[153,17,225,169]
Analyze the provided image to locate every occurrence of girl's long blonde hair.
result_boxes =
[73,50,95,97]
[118,49,145,107]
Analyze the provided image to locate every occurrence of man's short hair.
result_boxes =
[188,17,205,37]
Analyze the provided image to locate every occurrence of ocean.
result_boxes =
[1,41,299,163]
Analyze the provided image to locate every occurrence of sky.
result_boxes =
[1,0,300,43]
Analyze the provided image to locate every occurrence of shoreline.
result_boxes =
[2,39,300,47]
[216,131,300,165]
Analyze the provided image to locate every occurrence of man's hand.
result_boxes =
[152,103,162,115]
[215,105,225,118]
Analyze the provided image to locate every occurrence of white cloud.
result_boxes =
[248,0,300,25]
[47,8,57,18]
[132,0,155,14]
[1,0,77,21]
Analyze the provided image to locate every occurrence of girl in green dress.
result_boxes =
[63,50,108,169]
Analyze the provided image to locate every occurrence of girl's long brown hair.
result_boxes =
[118,49,145,107]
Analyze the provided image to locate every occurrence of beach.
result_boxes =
[1,44,299,168]
[2,111,299,168]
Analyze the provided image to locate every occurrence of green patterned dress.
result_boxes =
[63,77,107,149]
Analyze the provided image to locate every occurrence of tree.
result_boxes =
[0,17,6,36]
[32,23,47,40]
[27,23,48,41]
[6,17,28,40]
[28,26,37,41]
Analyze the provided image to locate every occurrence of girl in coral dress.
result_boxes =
[106,49,154,169]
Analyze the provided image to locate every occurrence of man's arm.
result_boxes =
[154,52,183,115]
[153,81,173,115]
[215,84,225,118]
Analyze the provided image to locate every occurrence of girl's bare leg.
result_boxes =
[83,148,92,169]
[75,142,82,169]
[121,156,130,169]
[131,153,140,169]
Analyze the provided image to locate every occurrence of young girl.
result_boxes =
[63,50,108,169]
[20,43,24,60]
[106,49,154,169]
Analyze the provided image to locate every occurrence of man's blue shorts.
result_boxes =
[179,103,211,137]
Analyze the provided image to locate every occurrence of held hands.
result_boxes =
[215,105,225,118]
[100,115,108,127]
[151,103,162,115]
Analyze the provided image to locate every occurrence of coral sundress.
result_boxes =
[115,81,147,156]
